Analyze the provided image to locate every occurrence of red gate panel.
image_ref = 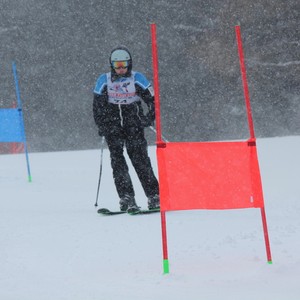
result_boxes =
[157,140,264,211]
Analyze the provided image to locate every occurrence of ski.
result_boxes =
[129,208,160,215]
[97,208,127,215]
[97,207,160,216]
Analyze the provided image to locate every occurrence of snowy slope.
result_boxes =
[0,136,299,300]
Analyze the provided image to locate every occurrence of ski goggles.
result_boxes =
[112,61,129,69]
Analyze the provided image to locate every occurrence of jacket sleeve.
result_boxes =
[137,86,155,124]
[134,72,155,124]
[93,89,108,132]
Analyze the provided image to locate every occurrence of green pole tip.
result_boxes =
[28,176,32,182]
[267,260,273,265]
[163,259,169,274]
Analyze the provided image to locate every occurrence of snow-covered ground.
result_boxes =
[0,136,299,300]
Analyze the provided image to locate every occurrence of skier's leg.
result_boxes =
[125,127,159,199]
[105,132,135,199]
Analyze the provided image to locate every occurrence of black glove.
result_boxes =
[147,103,155,123]
[140,115,153,128]
[98,126,106,137]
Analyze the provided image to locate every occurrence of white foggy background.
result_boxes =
[1,0,299,152]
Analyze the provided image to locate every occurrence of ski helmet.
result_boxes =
[110,46,132,74]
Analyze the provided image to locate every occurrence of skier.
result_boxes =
[93,46,160,213]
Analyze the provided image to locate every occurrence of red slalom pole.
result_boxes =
[150,23,163,146]
[261,207,273,263]
[150,23,169,274]
[236,26,272,264]
[160,211,169,274]
[235,25,255,140]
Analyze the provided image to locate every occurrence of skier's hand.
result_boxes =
[147,103,155,123]
[98,126,106,137]
[140,115,153,128]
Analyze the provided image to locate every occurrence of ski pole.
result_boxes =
[149,125,169,142]
[94,136,105,207]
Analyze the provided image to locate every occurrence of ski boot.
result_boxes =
[148,194,160,211]
[119,194,140,214]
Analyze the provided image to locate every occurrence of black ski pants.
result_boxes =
[105,125,159,200]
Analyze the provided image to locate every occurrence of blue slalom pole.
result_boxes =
[12,61,32,182]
